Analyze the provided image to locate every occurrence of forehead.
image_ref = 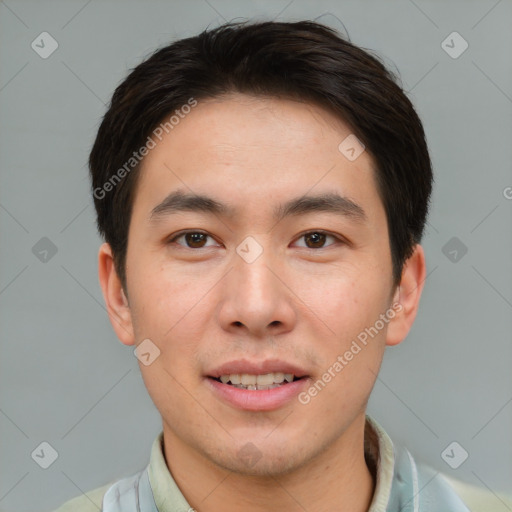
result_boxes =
[132,93,383,224]
[166,93,355,154]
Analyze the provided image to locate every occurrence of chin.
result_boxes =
[205,440,310,477]
[222,453,302,477]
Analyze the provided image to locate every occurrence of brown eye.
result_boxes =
[184,232,208,248]
[295,231,339,249]
[304,232,327,248]
[169,231,218,249]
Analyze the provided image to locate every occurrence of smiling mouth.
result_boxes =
[209,372,307,391]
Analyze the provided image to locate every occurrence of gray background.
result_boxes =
[1,0,511,510]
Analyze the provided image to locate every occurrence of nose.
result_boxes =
[217,245,297,338]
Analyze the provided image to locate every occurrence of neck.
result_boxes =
[162,414,376,512]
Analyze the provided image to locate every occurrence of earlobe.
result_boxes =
[385,244,427,347]
[97,242,136,346]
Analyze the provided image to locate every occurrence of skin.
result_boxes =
[98,93,426,512]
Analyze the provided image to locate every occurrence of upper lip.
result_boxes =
[207,359,309,379]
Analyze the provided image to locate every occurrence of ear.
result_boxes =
[385,244,427,347]
[98,242,136,346]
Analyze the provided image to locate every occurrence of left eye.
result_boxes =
[294,231,339,249]
[168,231,339,249]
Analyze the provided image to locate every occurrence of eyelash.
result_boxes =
[166,230,345,250]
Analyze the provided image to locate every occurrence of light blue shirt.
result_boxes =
[100,415,471,512]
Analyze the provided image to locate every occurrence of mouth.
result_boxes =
[208,372,307,391]
[205,363,311,411]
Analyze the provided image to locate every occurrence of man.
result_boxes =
[54,19,484,512]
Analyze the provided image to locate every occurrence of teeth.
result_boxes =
[218,372,297,387]
[241,374,257,385]
[232,383,282,390]
[256,373,275,386]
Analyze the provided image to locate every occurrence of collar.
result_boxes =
[364,415,396,511]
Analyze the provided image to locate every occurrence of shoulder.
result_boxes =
[414,458,512,512]
[50,483,111,512]
[442,474,512,512]
[392,449,471,511]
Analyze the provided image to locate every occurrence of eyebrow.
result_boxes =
[149,189,367,224]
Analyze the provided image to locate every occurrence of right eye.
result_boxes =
[167,230,220,249]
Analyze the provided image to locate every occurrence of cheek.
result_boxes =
[304,278,388,412]
[130,259,203,330]
[128,269,204,384]
[300,270,391,375]
[301,270,388,326]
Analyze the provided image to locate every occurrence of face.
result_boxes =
[102,93,412,477]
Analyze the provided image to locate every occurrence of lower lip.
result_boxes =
[205,377,310,411]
